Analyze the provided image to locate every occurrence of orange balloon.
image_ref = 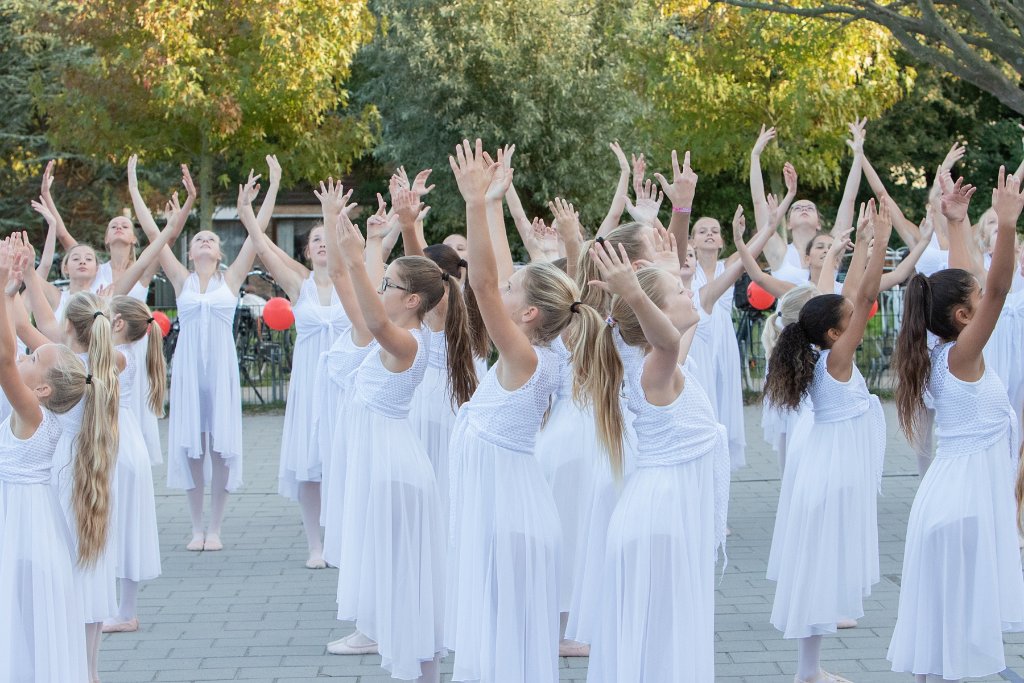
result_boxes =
[746,282,776,311]
[262,297,295,331]
[151,311,172,337]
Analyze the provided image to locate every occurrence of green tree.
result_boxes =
[352,0,648,244]
[40,0,379,229]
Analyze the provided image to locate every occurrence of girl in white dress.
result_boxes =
[326,195,477,682]
[239,162,351,569]
[445,141,622,683]
[160,176,261,552]
[764,199,892,683]
[584,240,730,683]
[0,241,116,683]
[102,297,168,633]
[888,168,1024,682]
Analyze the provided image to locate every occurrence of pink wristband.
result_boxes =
[672,206,691,214]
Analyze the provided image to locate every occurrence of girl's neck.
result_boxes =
[792,228,815,253]
[67,337,87,354]
[69,276,94,293]
[695,248,718,272]
[425,300,447,332]
[808,264,822,284]
[311,263,331,283]
[193,260,219,283]
[107,245,132,272]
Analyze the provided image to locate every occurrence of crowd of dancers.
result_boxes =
[2,120,1024,683]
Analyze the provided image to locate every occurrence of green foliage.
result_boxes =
[37,0,379,226]
[351,0,648,245]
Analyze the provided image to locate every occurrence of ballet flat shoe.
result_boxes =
[327,634,379,655]
[305,556,327,570]
[102,618,139,634]
[794,671,853,683]
[836,618,858,629]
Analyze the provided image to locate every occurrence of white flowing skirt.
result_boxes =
[445,422,560,683]
[535,397,600,614]
[409,363,458,533]
[765,405,814,581]
[321,372,349,568]
[0,481,88,683]
[586,455,717,683]
[278,336,325,501]
[113,408,161,581]
[769,413,883,639]
[888,437,1024,679]
[710,308,746,469]
[335,399,445,680]
[130,339,162,465]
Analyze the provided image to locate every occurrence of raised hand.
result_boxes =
[0,238,12,285]
[647,226,678,272]
[337,213,366,263]
[483,145,515,201]
[127,154,140,192]
[855,201,874,241]
[653,150,697,210]
[826,226,854,266]
[529,218,560,261]
[365,193,392,241]
[182,164,197,201]
[732,205,748,246]
[267,154,282,187]
[549,197,580,242]
[875,195,893,245]
[625,178,664,227]
[314,177,348,217]
[40,160,56,201]
[992,165,1024,227]
[237,173,261,211]
[631,153,646,189]
[411,168,435,197]
[752,125,777,157]
[31,198,56,226]
[609,142,629,175]
[941,141,967,171]
[449,139,501,202]
[393,187,424,227]
[783,162,798,198]
[846,117,867,155]
[588,239,642,300]
[938,170,976,223]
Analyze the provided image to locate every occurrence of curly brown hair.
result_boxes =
[763,294,846,410]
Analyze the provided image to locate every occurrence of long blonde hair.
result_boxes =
[761,284,819,357]
[110,296,166,416]
[63,292,119,567]
[574,223,651,313]
[521,262,625,477]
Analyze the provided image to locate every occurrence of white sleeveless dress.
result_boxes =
[112,344,161,581]
[769,350,886,638]
[0,408,88,683]
[54,354,117,623]
[445,345,562,683]
[278,275,348,500]
[408,328,460,531]
[167,273,243,491]
[533,336,602,614]
[320,333,377,567]
[983,290,1024,446]
[888,342,1024,679]
[772,243,811,285]
[694,261,746,469]
[587,343,729,683]
[334,329,445,680]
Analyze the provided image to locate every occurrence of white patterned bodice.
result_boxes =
[116,344,136,407]
[351,327,430,419]
[808,350,872,423]
[457,345,561,453]
[551,336,573,401]
[95,262,148,302]
[426,328,447,370]
[930,342,1018,459]
[293,274,348,347]
[0,409,62,485]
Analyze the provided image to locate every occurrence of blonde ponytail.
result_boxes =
[110,296,167,416]
[570,304,624,478]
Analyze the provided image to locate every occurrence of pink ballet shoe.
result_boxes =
[794,670,853,683]
[327,632,379,655]
[836,618,858,629]
[558,640,590,657]
[101,617,139,634]
[203,533,223,551]
[186,533,205,551]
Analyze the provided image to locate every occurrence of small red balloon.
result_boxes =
[151,311,171,337]
[869,299,879,318]
[747,282,776,311]
[262,297,295,331]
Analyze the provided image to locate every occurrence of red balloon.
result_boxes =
[151,311,171,337]
[746,282,776,311]
[869,299,879,318]
[262,297,295,331]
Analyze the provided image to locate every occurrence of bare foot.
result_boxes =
[306,551,326,569]
[102,617,139,633]
[186,533,205,551]
[836,618,858,629]
[203,533,223,551]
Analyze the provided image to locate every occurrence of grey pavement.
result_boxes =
[97,403,1024,682]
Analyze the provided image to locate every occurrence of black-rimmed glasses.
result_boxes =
[379,276,409,294]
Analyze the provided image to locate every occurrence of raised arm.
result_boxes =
[733,212,796,299]
[750,125,777,231]
[254,155,309,281]
[321,201,370,346]
[393,187,427,257]
[950,167,1022,378]
[829,199,890,378]
[700,206,779,313]
[821,226,853,296]
[31,170,59,281]
[833,119,865,237]
[5,240,52,351]
[863,157,920,247]
[654,150,697,271]
[591,240,683,404]
[0,242,43,431]
[880,216,933,291]
[940,171,987,283]
[841,205,872,297]
[238,187,306,301]
[596,142,633,237]
[453,139,537,385]
[222,179,260,292]
[550,197,583,279]
[483,146,517,284]
[128,156,192,293]
[37,161,76,251]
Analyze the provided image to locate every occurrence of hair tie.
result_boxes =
[92,311,105,320]
[147,317,155,324]
[570,301,582,314]
[605,316,617,328]
[441,271,450,282]
[773,316,785,332]
[595,236,606,245]
[85,374,92,385]
[457,259,468,269]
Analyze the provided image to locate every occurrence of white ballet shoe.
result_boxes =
[327,632,378,655]
[203,533,223,551]
[836,618,858,629]
[186,533,205,551]
[102,617,139,633]
[794,670,853,683]
[305,552,327,570]
[558,639,590,657]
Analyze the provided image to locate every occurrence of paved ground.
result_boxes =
[96,403,1024,682]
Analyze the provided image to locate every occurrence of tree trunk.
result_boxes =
[200,129,213,231]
